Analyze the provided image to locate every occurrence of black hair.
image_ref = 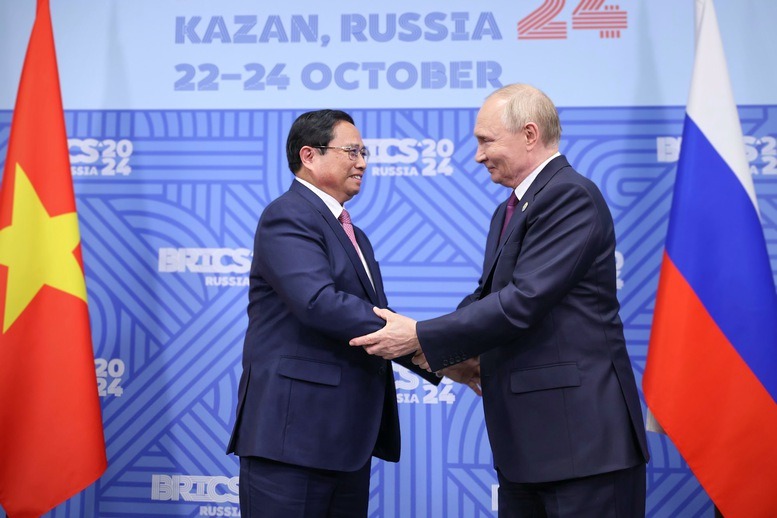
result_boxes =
[286,109,355,174]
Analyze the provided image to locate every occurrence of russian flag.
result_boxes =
[643,0,777,515]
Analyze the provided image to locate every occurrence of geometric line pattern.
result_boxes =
[2,106,777,517]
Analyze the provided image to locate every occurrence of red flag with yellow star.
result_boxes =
[0,0,107,516]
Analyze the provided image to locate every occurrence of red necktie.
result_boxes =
[339,209,362,256]
[500,192,519,240]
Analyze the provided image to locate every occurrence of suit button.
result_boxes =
[378,365,386,375]
[442,360,449,367]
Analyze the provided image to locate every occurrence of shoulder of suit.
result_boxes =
[260,188,325,224]
[281,186,325,209]
[539,171,610,215]
[545,161,590,186]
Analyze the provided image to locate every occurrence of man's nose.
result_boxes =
[355,154,367,170]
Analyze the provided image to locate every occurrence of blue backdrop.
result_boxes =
[1,1,776,516]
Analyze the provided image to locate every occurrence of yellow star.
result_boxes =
[0,163,86,333]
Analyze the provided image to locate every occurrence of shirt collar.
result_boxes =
[295,177,344,218]
[513,151,561,201]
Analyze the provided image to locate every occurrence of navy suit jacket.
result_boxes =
[418,156,649,483]
[227,180,431,471]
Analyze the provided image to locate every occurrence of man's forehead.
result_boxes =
[475,105,505,133]
[331,121,361,142]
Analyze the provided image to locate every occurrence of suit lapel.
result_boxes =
[485,201,507,261]
[481,155,572,288]
[290,181,381,305]
[355,230,387,307]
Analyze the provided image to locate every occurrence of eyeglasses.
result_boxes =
[312,146,370,162]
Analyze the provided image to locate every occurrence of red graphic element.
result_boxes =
[517,0,568,40]
[572,0,628,39]
[517,0,628,40]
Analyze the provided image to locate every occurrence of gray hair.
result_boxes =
[487,84,561,146]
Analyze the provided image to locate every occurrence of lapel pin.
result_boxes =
[521,201,528,212]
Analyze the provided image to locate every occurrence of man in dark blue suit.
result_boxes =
[351,85,650,517]
[227,109,436,517]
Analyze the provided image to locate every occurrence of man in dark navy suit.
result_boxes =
[351,85,650,517]
[227,109,436,517]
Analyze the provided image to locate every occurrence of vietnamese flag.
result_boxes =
[0,0,107,516]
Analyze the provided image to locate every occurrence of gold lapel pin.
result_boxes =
[521,201,528,212]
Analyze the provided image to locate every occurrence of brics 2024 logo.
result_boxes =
[158,248,251,287]
[151,475,239,504]
[517,0,627,40]
[364,138,455,177]
[68,138,134,176]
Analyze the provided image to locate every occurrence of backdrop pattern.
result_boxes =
[2,105,775,516]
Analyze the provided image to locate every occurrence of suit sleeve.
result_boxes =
[457,207,503,310]
[254,200,385,343]
[392,354,441,385]
[418,181,606,371]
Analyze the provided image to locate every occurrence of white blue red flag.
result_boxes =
[643,0,777,515]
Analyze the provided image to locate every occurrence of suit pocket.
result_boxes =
[278,356,342,386]
[510,362,580,394]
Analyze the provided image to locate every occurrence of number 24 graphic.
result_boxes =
[518,0,628,40]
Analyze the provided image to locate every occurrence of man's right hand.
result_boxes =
[439,357,482,396]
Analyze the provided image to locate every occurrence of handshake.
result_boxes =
[349,307,482,396]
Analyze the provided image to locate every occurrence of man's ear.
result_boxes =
[299,146,317,168]
[524,122,540,148]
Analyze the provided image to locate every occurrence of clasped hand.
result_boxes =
[350,308,482,396]
[349,307,420,359]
